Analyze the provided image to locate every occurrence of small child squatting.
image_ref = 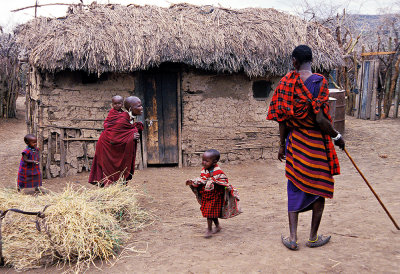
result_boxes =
[186,149,241,238]
[17,134,42,192]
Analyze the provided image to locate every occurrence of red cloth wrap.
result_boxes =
[89,109,143,186]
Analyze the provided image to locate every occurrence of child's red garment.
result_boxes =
[199,183,225,218]
[17,147,42,189]
[190,165,241,219]
[103,108,124,128]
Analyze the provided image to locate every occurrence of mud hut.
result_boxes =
[14,3,343,178]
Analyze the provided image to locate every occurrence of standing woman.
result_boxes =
[267,45,345,250]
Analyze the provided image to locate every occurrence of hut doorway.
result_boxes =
[142,70,179,165]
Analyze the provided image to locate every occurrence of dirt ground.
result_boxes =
[0,97,399,273]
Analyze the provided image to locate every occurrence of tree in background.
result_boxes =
[0,30,22,118]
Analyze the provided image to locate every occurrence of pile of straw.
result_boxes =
[0,183,152,272]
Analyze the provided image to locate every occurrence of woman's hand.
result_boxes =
[134,132,140,140]
[278,146,286,162]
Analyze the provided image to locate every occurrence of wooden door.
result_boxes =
[356,60,379,120]
[143,71,178,164]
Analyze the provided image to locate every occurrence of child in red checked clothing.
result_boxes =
[186,149,241,238]
[17,134,42,192]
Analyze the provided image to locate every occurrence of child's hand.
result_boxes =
[185,180,193,186]
[35,161,40,165]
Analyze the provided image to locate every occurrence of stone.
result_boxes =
[228,152,239,161]
[87,143,96,158]
[249,148,262,159]
[66,167,78,176]
[70,158,78,169]
[68,142,84,158]
[50,165,60,177]
[54,154,60,161]
[78,160,83,172]
[66,129,78,138]
[81,129,100,138]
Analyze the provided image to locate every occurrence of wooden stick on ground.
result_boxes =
[344,148,400,230]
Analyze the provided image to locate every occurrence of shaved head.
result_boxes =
[112,95,123,103]
[204,149,220,162]
[24,134,37,145]
[124,96,143,116]
[124,96,141,110]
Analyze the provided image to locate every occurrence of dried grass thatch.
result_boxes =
[0,182,152,272]
[15,3,343,77]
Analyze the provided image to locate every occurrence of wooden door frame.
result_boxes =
[177,71,183,168]
[133,71,148,169]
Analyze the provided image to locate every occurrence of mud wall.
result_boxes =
[29,67,283,177]
[28,69,139,178]
[181,71,281,166]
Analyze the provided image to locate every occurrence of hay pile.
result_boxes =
[0,183,152,272]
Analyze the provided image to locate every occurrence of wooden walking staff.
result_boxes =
[344,148,400,230]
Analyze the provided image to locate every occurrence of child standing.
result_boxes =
[17,134,42,192]
[186,149,241,238]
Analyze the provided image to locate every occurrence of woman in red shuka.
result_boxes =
[89,96,143,187]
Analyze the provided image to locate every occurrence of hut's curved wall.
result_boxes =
[181,71,280,166]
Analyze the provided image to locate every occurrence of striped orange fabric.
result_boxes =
[286,127,334,198]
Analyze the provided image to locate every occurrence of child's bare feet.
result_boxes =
[204,229,212,238]
[212,226,222,234]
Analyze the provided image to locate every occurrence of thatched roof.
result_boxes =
[15,3,343,77]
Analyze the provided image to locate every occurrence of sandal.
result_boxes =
[281,235,298,250]
[306,235,331,248]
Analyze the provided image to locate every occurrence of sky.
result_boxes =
[0,0,399,33]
